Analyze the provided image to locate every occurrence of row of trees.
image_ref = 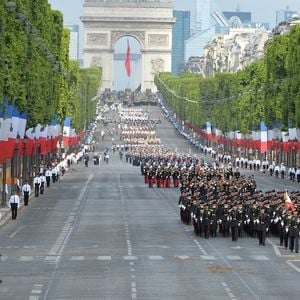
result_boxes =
[0,0,101,130]
[155,25,300,134]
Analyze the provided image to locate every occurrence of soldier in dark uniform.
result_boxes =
[196,204,205,237]
[172,168,180,188]
[282,211,291,249]
[210,203,218,237]
[257,207,269,246]
[220,203,230,237]
[289,210,299,253]
[230,205,241,242]
[156,167,163,188]
[202,205,211,239]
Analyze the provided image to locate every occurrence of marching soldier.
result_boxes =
[8,190,20,220]
[39,173,46,195]
[229,205,241,242]
[210,203,218,237]
[33,174,41,197]
[22,180,31,206]
[257,207,269,246]
[52,165,58,182]
[172,168,180,188]
[202,205,211,239]
[289,210,299,253]
[45,167,52,187]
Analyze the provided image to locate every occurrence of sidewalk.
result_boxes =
[0,160,85,228]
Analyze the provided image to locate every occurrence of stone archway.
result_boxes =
[81,0,174,92]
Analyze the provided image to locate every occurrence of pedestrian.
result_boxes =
[8,190,20,220]
[22,180,31,206]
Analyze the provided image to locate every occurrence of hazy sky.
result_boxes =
[49,0,300,26]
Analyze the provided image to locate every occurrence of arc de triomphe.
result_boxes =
[81,0,174,91]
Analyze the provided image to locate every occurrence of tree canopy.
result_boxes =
[155,25,300,133]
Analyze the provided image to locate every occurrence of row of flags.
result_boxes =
[0,103,28,163]
[187,121,300,153]
[62,117,80,148]
[0,101,81,163]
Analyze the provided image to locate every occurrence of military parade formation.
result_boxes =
[99,105,300,254]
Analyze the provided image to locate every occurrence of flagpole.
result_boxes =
[125,38,131,90]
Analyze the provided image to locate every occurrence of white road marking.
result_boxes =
[227,255,242,261]
[124,256,137,260]
[252,255,269,261]
[9,225,25,238]
[44,256,60,262]
[70,256,84,261]
[97,256,111,261]
[201,255,216,260]
[19,256,33,261]
[266,238,282,257]
[221,282,236,300]
[175,255,190,260]
[286,260,300,273]
[0,255,8,261]
[149,255,164,260]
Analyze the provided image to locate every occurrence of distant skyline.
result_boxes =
[49,0,300,56]
[48,0,300,90]
[49,0,300,27]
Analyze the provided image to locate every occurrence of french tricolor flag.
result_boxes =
[63,117,71,147]
[260,122,268,153]
[6,107,21,160]
[206,122,212,140]
[0,104,14,163]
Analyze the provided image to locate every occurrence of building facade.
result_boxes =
[172,10,190,76]
[203,27,270,77]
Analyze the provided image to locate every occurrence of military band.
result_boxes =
[111,106,300,253]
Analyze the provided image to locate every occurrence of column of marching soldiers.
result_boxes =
[113,106,300,254]
[8,150,86,220]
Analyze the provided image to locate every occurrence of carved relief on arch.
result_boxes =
[87,33,108,46]
[111,31,145,48]
[151,58,165,75]
[90,56,103,67]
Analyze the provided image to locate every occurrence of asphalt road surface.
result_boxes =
[0,106,299,300]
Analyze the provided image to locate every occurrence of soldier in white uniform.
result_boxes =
[33,174,41,197]
[280,163,286,179]
[45,168,52,187]
[22,180,31,206]
[39,173,46,194]
[8,190,20,220]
